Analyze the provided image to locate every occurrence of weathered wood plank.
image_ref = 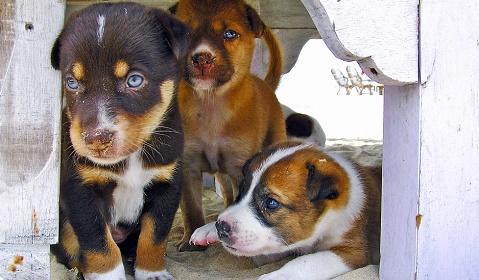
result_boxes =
[0,245,50,279]
[65,0,316,30]
[381,85,420,279]
[0,0,64,248]
[259,0,316,29]
[416,1,479,278]
[301,0,418,85]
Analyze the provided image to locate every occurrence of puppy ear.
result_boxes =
[285,113,314,138]
[51,36,62,70]
[306,163,339,202]
[168,3,178,14]
[150,8,189,59]
[245,4,265,38]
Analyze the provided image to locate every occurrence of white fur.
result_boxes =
[110,150,157,226]
[214,143,314,256]
[216,144,366,278]
[83,262,126,280]
[97,15,105,44]
[135,268,173,280]
[258,251,350,280]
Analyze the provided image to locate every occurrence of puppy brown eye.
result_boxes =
[265,197,280,211]
[223,30,238,40]
[66,77,79,90]
[127,74,144,88]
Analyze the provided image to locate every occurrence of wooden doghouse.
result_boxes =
[1,0,478,279]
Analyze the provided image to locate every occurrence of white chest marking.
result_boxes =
[110,151,157,226]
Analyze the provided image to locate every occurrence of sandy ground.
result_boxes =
[50,140,382,280]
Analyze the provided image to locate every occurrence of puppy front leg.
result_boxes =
[60,183,125,279]
[176,166,206,251]
[259,251,351,280]
[134,215,172,280]
[135,178,181,279]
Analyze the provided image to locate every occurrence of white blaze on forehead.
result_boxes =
[97,14,106,44]
[224,143,313,217]
[247,143,312,200]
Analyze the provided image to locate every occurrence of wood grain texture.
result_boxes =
[0,245,50,279]
[381,85,420,279]
[417,1,479,278]
[301,0,418,85]
[0,0,64,245]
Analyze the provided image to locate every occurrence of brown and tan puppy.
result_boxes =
[50,3,188,279]
[191,141,382,279]
[170,0,287,251]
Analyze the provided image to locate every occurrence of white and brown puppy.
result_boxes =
[191,141,381,279]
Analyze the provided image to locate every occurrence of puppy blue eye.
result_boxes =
[265,197,280,211]
[127,75,144,88]
[224,30,238,40]
[66,77,79,90]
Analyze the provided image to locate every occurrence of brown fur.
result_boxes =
[171,0,286,251]
[218,142,381,272]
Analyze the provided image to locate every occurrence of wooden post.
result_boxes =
[302,0,479,279]
[0,0,65,278]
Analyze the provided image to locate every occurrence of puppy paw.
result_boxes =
[189,222,219,246]
[175,236,207,252]
[83,263,126,280]
[135,268,173,280]
[259,271,288,280]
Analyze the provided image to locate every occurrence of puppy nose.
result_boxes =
[82,129,113,151]
[215,220,232,239]
[192,52,215,69]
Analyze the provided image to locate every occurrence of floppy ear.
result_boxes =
[245,4,265,38]
[306,163,339,202]
[285,113,314,138]
[168,3,178,14]
[51,36,62,70]
[150,8,189,59]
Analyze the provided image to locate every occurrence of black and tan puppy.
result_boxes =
[170,0,287,252]
[50,3,188,279]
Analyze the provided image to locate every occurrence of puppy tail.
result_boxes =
[263,25,283,91]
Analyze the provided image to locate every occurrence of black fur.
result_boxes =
[285,113,314,138]
[51,2,187,276]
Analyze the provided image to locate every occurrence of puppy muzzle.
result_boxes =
[215,220,232,240]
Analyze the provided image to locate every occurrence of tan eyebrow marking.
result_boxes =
[114,59,129,78]
[72,61,85,80]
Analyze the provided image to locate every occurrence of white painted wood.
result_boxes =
[300,0,418,85]
[416,1,479,278]
[303,0,479,279]
[0,0,64,277]
[381,85,420,279]
[0,245,50,279]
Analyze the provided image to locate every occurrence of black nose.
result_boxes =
[192,52,215,68]
[82,129,114,152]
[215,220,232,239]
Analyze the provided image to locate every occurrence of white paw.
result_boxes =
[83,263,126,280]
[259,270,288,280]
[135,268,173,280]
[189,222,219,246]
